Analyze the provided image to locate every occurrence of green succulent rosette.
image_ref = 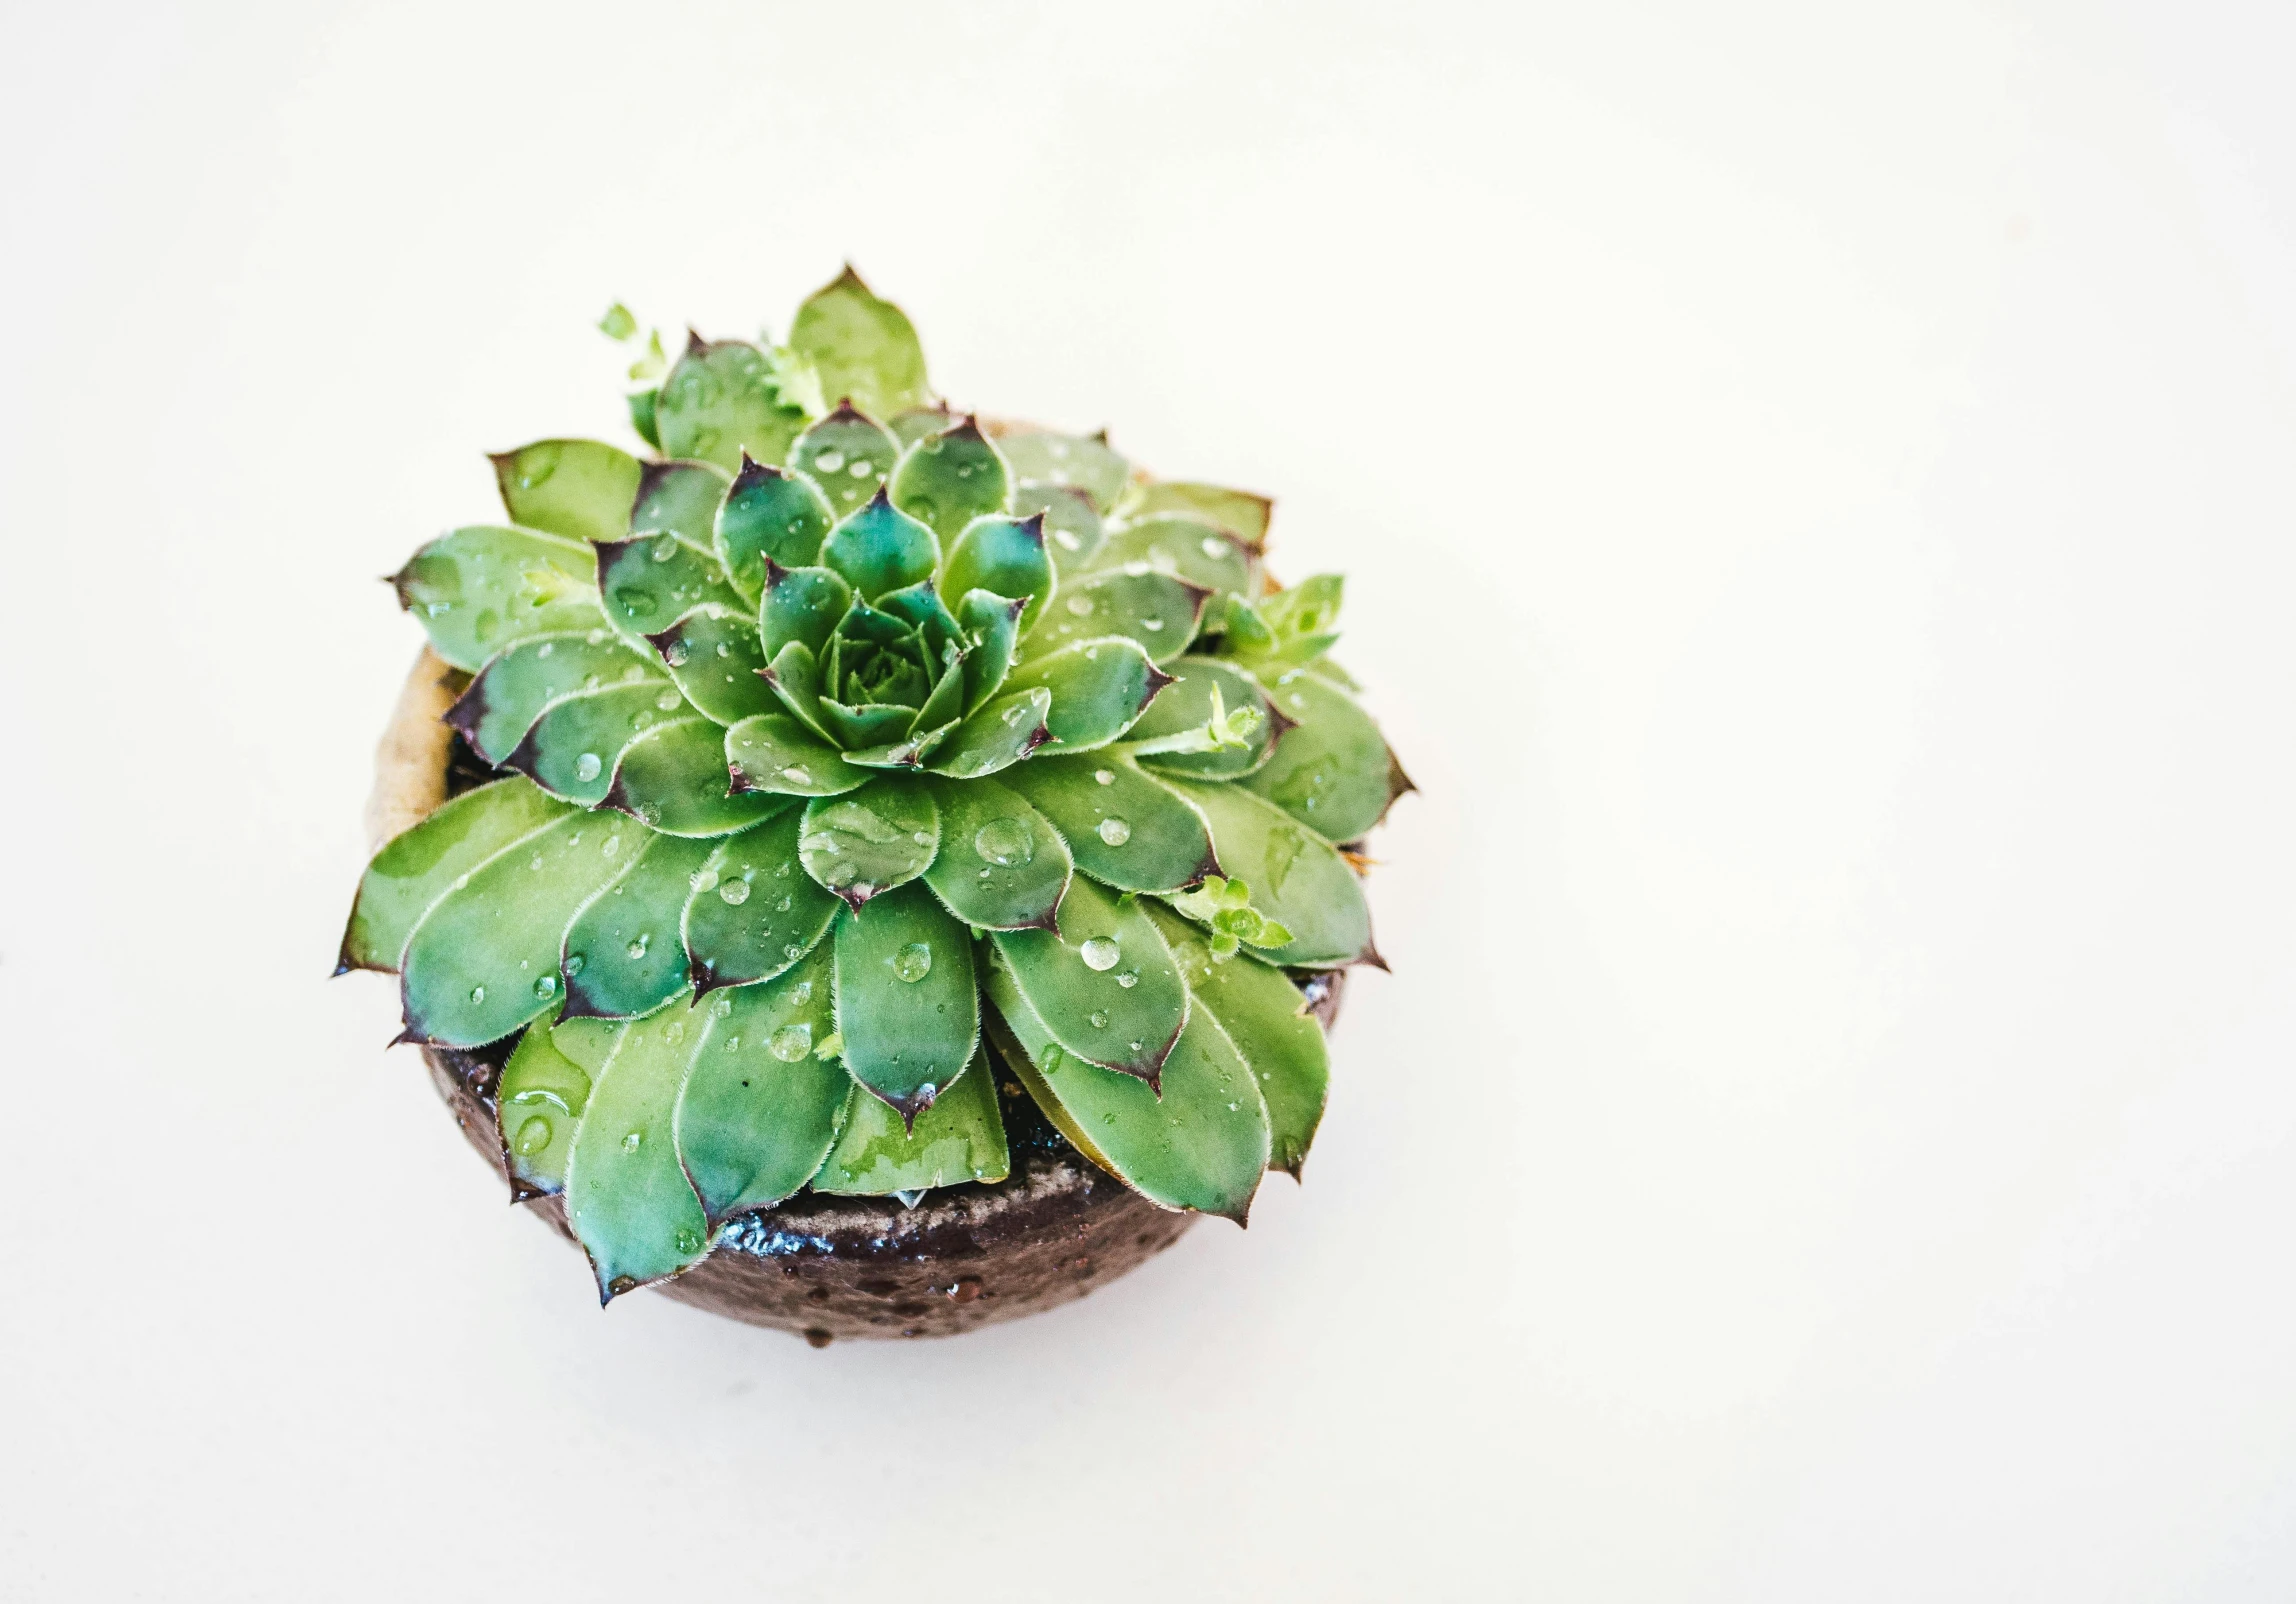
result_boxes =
[341,269,1410,1301]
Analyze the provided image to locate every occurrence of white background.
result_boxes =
[3,2,2293,1598]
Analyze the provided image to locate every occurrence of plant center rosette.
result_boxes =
[341,270,1410,1302]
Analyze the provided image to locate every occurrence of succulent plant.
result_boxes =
[341,268,1410,1302]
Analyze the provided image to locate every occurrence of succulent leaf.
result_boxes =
[985,974,1268,1221]
[491,439,644,544]
[888,403,957,448]
[671,945,848,1222]
[1091,515,1256,606]
[392,526,601,673]
[955,590,1026,714]
[724,713,867,797]
[497,1001,592,1199]
[925,687,1050,778]
[1011,483,1107,573]
[921,776,1071,930]
[1126,656,1287,779]
[1001,754,1217,893]
[831,881,980,1121]
[562,1002,715,1299]
[604,716,790,836]
[1241,667,1403,842]
[811,1048,1010,1194]
[985,874,1185,1083]
[797,779,938,905]
[1024,569,1209,664]
[339,777,571,973]
[594,533,745,644]
[655,336,808,471]
[682,810,842,994]
[1229,574,1344,671]
[626,390,661,450]
[716,459,833,601]
[1144,902,1327,1176]
[501,681,671,804]
[997,429,1131,513]
[759,562,853,659]
[445,632,664,765]
[559,830,715,1019]
[891,417,1011,543]
[818,488,939,601]
[643,605,776,726]
[788,266,933,422]
[1164,780,1372,968]
[790,403,902,520]
[631,459,733,547]
[939,513,1055,632]
[400,810,639,1046]
[1125,481,1271,546]
[1002,638,1168,752]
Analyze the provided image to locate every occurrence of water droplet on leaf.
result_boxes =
[1096,817,1131,846]
[891,942,933,982]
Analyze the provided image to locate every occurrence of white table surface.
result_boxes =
[5,2,2293,1598]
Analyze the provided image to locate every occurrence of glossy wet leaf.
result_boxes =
[715,459,832,600]
[814,698,917,751]
[1012,483,1106,572]
[797,779,938,905]
[391,525,600,672]
[1002,638,1166,752]
[725,713,867,797]
[986,873,1185,1082]
[940,512,1054,631]
[672,947,848,1221]
[759,563,852,659]
[811,1047,1009,1194]
[986,972,1268,1221]
[605,717,788,837]
[1000,754,1216,893]
[1092,515,1256,605]
[401,810,638,1046]
[491,439,643,544]
[594,533,744,643]
[1242,667,1403,842]
[956,590,1026,713]
[339,778,570,973]
[833,882,979,1119]
[501,681,666,804]
[1165,780,1372,967]
[925,686,1049,779]
[1128,656,1286,779]
[563,1004,714,1299]
[550,1013,622,1076]
[1145,902,1326,1176]
[1127,480,1271,545]
[1024,569,1208,663]
[891,417,1010,543]
[790,403,902,520]
[681,809,842,993]
[497,1005,595,1198]
[444,632,663,765]
[819,488,939,601]
[644,605,775,726]
[630,459,731,546]
[560,832,714,1019]
[655,335,807,471]
[997,429,1130,512]
[921,776,1071,930]
[789,266,933,421]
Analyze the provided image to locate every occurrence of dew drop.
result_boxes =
[514,1115,552,1155]
[622,1130,642,1152]
[718,878,751,905]
[1042,1044,1065,1073]
[690,867,720,894]
[1141,617,1164,632]
[533,974,558,1000]
[574,752,603,783]
[1088,1010,1111,1029]
[1081,936,1121,971]
[663,640,691,667]
[1066,594,1094,616]
[781,765,812,785]
[1093,768,1115,785]
[1115,970,1139,989]
[563,952,586,977]
[813,449,846,472]
[972,817,1035,868]
[1201,535,1227,559]
[650,534,680,563]
[663,1020,684,1043]
[891,942,933,982]
[770,1024,813,1060]
[848,458,874,478]
[626,933,650,959]
[710,995,733,1018]
[1053,528,1081,551]
[1096,817,1131,846]
[656,689,681,711]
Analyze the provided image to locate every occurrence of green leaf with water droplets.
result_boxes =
[643,605,775,726]
[789,266,933,422]
[956,589,1025,714]
[924,686,1048,778]
[655,336,808,471]
[559,831,714,1019]
[681,809,842,994]
[501,681,669,804]
[891,417,1010,543]
[940,512,1054,632]
[1025,569,1209,664]
[789,403,900,521]
[922,776,1071,930]
[605,716,789,837]
[594,533,745,645]
[811,1045,1009,1194]
[445,632,663,765]
[1241,667,1404,843]
[716,459,833,602]
[339,777,571,974]
[1011,483,1106,573]
[1163,780,1372,967]
[985,970,1268,1221]
[998,429,1131,512]
[1000,754,1216,893]
[1127,656,1286,779]
[630,459,731,546]
[725,713,867,797]
[1091,517,1258,611]
[491,440,644,544]
[1231,574,1344,669]
[986,874,1185,1083]
[497,1004,593,1198]
[1126,481,1270,546]
[1144,902,1326,1177]
[1001,638,1167,753]
[832,881,979,1121]
[401,810,640,1046]
[814,698,918,750]
[390,526,601,673]
[797,778,939,905]
[759,563,852,660]
[819,489,939,602]
[563,1003,715,1300]
[672,946,848,1222]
